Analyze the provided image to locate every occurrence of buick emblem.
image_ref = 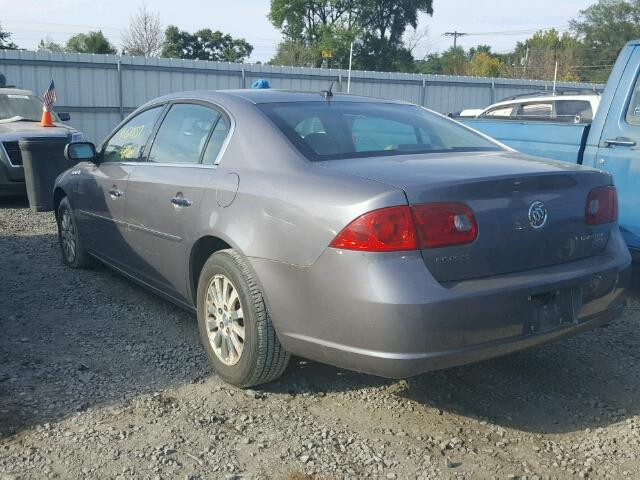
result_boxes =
[528,201,548,229]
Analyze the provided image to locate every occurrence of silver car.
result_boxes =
[54,90,631,387]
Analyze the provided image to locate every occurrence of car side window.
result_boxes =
[102,106,163,163]
[149,103,219,164]
[516,102,553,118]
[556,100,593,122]
[626,74,640,126]
[202,116,231,165]
[483,105,514,117]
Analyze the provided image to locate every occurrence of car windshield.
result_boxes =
[259,101,503,161]
[0,93,58,122]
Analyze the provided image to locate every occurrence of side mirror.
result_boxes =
[58,112,71,122]
[65,142,96,163]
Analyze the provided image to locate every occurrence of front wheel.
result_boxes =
[197,249,290,387]
[56,197,94,269]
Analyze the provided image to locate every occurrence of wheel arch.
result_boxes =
[189,235,233,305]
[52,187,68,219]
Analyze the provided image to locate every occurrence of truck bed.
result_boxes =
[460,119,590,164]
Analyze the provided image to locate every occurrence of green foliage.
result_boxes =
[161,26,253,62]
[416,46,507,77]
[467,52,507,77]
[269,40,315,66]
[37,38,65,53]
[65,31,117,54]
[570,0,640,82]
[0,23,18,50]
[268,0,433,71]
[266,0,640,80]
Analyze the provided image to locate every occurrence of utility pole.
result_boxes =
[444,31,467,49]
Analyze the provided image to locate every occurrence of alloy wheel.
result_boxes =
[60,209,77,263]
[205,274,245,366]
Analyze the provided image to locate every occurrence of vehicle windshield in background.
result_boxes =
[0,94,58,122]
[260,101,503,161]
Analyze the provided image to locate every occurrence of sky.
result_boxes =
[0,0,597,63]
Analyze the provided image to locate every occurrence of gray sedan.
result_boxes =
[54,90,631,387]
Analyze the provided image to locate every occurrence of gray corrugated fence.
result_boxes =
[0,50,605,143]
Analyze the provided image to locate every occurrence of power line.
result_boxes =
[443,31,467,49]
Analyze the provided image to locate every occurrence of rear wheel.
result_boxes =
[56,197,94,269]
[197,249,290,387]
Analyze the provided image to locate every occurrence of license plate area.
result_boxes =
[528,287,582,333]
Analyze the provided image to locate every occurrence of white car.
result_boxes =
[461,92,600,123]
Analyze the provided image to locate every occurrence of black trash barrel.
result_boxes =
[19,136,73,212]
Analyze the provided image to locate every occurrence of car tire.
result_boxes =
[197,249,290,388]
[56,196,95,269]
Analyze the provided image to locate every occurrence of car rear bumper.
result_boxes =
[250,228,631,379]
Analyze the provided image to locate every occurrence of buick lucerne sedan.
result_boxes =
[53,90,631,387]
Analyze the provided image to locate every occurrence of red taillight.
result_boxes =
[412,202,478,248]
[330,206,418,252]
[330,202,477,252]
[585,186,618,225]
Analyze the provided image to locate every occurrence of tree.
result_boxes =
[268,0,433,71]
[570,0,640,82]
[467,52,507,77]
[0,23,18,50]
[505,29,582,81]
[162,26,253,62]
[66,31,117,54]
[37,37,65,53]
[269,0,356,41]
[270,39,316,66]
[121,3,164,57]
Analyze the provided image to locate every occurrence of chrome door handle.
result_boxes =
[171,196,192,207]
[604,137,636,147]
[108,188,123,198]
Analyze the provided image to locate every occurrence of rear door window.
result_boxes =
[202,116,231,165]
[515,102,553,118]
[149,103,219,164]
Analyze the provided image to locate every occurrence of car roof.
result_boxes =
[493,93,599,106]
[0,87,36,96]
[222,89,407,104]
[482,94,599,112]
[151,89,409,106]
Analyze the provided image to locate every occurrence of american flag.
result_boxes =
[42,80,57,112]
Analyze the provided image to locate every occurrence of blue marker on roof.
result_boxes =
[251,79,271,89]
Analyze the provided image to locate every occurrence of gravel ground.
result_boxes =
[1,198,640,480]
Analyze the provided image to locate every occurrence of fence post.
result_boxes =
[338,73,342,92]
[241,68,246,89]
[421,78,427,106]
[490,80,495,104]
[117,60,124,121]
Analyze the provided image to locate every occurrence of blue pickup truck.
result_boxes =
[462,40,640,260]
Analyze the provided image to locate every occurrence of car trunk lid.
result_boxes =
[320,151,614,282]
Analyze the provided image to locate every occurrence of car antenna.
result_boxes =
[321,82,334,100]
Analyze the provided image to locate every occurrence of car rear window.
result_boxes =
[556,100,593,122]
[259,101,503,161]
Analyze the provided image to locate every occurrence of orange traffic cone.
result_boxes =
[40,108,54,127]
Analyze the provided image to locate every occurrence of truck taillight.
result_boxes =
[585,186,618,225]
[330,202,478,252]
